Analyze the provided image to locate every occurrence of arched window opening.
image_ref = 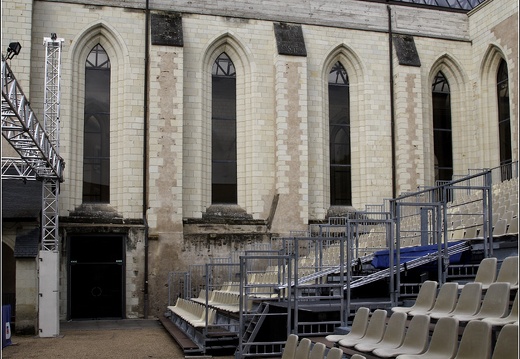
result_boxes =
[432,71,453,183]
[497,60,512,180]
[212,52,237,204]
[329,61,351,206]
[83,44,110,203]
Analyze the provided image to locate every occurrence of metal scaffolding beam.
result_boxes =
[1,55,65,181]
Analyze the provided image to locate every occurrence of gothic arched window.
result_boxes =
[497,60,512,180]
[329,62,351,206]
[432,71,453,183]
[83,44,110,203]
[212,52,237,204]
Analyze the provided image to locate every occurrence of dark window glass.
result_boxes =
[497,60,512,180]
[212,53,237,204]
[329,62,351,206]
[83,44,110,203]
[432,71,453,183]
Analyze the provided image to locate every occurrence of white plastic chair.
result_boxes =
[452,282,510,322]
[453,320,492,359]
[430,282,482,320]
[392,281,438,314]
[395,316,459,359]
[483,291,518,326]
[410,282,458,317]
[281,334,299,359]
[355,311,407,352]
[491,323,518,359]
[325,307,369,343]
[338,309,387,348]
[372,314,430,358]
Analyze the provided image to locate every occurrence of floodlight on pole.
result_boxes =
[6,42,22,60]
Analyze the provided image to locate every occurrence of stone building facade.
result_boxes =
[1,0,518,333]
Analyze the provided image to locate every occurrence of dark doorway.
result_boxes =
[69,235,124,319]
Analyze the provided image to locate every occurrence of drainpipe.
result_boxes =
[388,4,398,307]
[143,0,150,319]
[387,4,397,200]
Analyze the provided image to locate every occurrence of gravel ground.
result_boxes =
[2,319,236,359]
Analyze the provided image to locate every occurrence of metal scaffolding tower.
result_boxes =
[1,35,65,337]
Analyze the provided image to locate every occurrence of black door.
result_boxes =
[69,235,124,319]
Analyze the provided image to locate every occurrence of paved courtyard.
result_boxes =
[2,319,235,359]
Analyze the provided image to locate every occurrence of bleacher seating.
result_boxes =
[371,314,430,357]
[325,307,369,343]
[395,316,459,359]
[429,282,482,320]
[409,282,458,317]
[456,257,496,289]
[482,291,518,326]
[491,323,518,359]
[354,311,407,352]
[453,320,492,359]
[338,309,387,348]
[392,281,438,314]
[451,282,510,322]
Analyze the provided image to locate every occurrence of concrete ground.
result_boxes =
[2,319,236,359]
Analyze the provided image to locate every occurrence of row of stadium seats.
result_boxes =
[325,306,517,359]
[281,334,345,359]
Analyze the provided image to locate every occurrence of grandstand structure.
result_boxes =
[163,163,518,357]
[1,0,517,345]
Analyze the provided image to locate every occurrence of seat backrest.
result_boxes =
[350,355,366,359]
[496,256,518,285]
[325,347,343,359]
[508,291,519,319]
[452,282,482,316]
[492,324,518,359]
[379,311,407,347]
[350,307,370,338]
[413,280,438,311]
[474,257,497,285]
[399,314,430,353]
[477,282,510,318]
[429,282,458,314]
[281,334,299,359]
[493,219,508,237]
[454,320,492,359]
[309,342,326,359]
[362,309,387,342]
[424,316,459,358]
[294,338,311,359]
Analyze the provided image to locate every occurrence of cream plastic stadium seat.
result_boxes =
[338,309,387,348]
[372,314,430,358]
[395,317,459,359]
[309,342,326,359]
[410,282,458,317]
[350,355,366,359]
[281,334,299,359]
[294,338,311,359]
[483,291,518,326]
[457,257,497,289]
[453,320,492,359]
[491,323,518,359]
[495,256,518,289]
[430,282,482,320]
[354,311,406,352]
[506,218,518,235]
[325,347,344,359]
[452,282,510,322]
[392,281,438,314]
[325,307,369,343]
[493,219,508,237]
